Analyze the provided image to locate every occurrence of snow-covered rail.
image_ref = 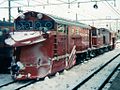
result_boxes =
[0,81,17,88]
[0,49,120,90]
[0,80,36,90]
[73,54,120,90]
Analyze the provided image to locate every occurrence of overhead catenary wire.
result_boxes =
[32,0,46,4]
[0,0,119,22]
[56,0,68,3]
[0,0,7,5]
[0,0,115,9]
[12,1,27,6]
[103,0,120,17]
[78,18,120,21]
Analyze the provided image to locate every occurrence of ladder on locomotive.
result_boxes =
[53,35,58,57]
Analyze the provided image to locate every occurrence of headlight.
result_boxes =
[17,61,25,70]
[37,13,43,19]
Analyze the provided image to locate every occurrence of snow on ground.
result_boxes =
[102,68,120,90]
[0,74,13,86]
[78,55,120,90]
[0,81,32,90]
[20,49,120,90]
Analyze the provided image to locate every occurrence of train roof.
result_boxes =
[98,28,111,32]
[16,11,91,29]
[47,14,91,29]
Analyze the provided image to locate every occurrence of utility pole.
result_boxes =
[68,0,70,8]
[76,13,78,21]
[8,0,11,23]
[116,19,118,32]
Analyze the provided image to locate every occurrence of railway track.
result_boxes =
[15,80,36,90]
[0,80,37,90]
[0,51,119,90]
[72,53,120,90]
[0,81,17,88]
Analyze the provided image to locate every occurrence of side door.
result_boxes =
[57,24,68,56]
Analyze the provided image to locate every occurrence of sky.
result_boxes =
[0,0,120,31]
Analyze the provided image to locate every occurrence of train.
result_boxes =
[5,11,115,80]
[0,20,13,73]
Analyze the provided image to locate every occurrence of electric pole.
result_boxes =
[8,0,11,23]
[76,13,78,21]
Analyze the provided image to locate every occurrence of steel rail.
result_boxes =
[0,81,17,88]
[72,53,120,90]
[98,63,120,90]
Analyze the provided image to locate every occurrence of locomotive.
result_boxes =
[5,11,115,80]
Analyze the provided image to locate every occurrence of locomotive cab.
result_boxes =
[5,11,54,80]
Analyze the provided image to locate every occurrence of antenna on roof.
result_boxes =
[18,7,23,13]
